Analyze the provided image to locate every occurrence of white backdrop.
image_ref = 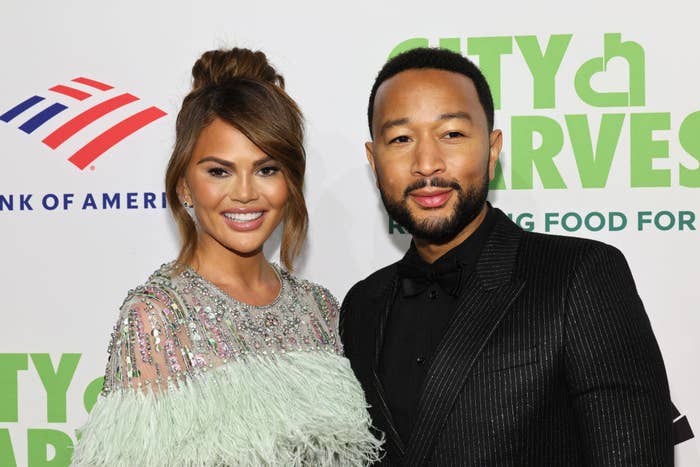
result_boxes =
[0,1,698,465]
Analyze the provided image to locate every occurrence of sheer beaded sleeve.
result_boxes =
[307,284,344,353]
[103,286,191,394]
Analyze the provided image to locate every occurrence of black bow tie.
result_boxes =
[397,261,463,297]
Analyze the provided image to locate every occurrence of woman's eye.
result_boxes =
[258,166,280,177]
[207,167,229,177]
[389,135,410,144]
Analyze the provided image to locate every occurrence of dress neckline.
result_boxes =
[182,262,287,310]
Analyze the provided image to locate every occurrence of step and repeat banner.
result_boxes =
[1,1,698,465]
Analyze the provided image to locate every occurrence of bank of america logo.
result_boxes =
[0,77,166,170]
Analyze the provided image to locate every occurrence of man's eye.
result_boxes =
[207,167,229,177]
[258,166,280,177]
[389,135,410,144]
[444,131,465,139]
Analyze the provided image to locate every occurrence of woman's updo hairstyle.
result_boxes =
[191,49,285,90]
[165,48,307,270]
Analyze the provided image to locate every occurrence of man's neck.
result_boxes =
[413,204,489,264]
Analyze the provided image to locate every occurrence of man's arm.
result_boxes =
[564,243,673,466]
[339,281,361,358]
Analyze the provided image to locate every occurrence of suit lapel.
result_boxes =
[367,276,406,458]
[403,210,526,465]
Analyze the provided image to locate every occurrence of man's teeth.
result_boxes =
[224,212,263,222]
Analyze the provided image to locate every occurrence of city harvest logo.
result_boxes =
[0,353,104,466]
[390,33,700,190]
[0,76,166,170]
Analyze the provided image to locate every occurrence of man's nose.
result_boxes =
[411,137,446,177]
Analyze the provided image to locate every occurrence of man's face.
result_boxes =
[366,68,502,244]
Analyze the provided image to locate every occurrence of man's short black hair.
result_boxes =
[367,47,495,137]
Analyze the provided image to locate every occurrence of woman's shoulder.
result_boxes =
[120,261,181,299]
[119,261,191,328]
[103,262,204,395]
[278,266,340,321]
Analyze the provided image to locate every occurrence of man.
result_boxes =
[340,47,673,466]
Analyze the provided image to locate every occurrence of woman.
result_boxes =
[71,48,382,466]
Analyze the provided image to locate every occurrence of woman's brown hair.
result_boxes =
[165,48,307,270]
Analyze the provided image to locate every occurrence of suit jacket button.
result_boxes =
[416,356,425,364]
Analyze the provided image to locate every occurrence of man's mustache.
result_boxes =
[403,178,462,198]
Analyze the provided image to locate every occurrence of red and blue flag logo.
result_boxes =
[1,77,166,170]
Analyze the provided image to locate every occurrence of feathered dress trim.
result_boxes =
[72,351,383,466]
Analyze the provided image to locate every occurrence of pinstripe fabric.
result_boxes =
[340,208,673,466]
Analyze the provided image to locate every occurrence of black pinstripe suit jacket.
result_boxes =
[340,208,673,466]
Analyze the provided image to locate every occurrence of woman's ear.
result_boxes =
[177,178,192,206]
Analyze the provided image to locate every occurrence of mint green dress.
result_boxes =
[71,263,382,466]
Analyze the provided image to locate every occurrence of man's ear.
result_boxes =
[365,141,379,188]
[487,129,503,181]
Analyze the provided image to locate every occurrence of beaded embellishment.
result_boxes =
[103,262,342,394]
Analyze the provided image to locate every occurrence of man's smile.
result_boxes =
[408,188,453,209]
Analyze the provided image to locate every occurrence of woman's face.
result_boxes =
[179,117,289,261]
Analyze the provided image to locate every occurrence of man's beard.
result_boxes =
[379,171,489,245]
